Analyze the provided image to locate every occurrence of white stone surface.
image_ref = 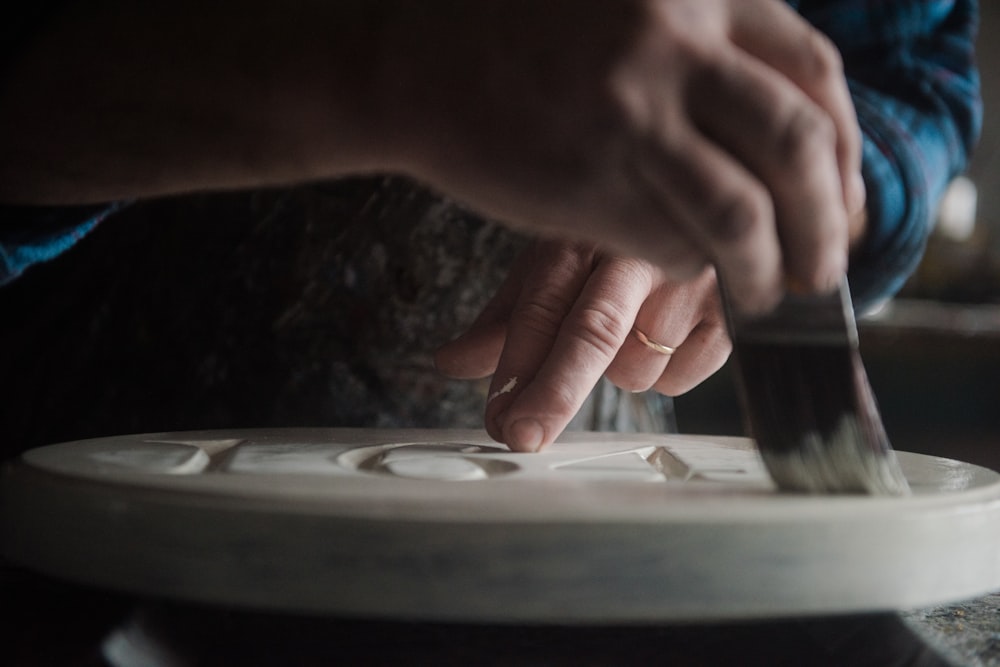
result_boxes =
[3,428,1000,622]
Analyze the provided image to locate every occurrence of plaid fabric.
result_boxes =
[0,1,982,304]
[796,0,982,308]
[0,202,126,285]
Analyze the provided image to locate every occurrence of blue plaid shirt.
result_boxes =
[0,0,982,310]
[795,0,983,307]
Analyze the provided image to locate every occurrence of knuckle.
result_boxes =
[514,292,575,337]
[801,30,844,83]
[566,305,631,360]
[775,106,835,165]
[535,240,595,272]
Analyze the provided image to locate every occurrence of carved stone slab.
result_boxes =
[3,428,999,622]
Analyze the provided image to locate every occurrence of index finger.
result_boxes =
[487,253,651,451]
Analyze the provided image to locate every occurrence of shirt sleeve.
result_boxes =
[798,0,983,311]
[1,2,129,287]
[0,202,128,285]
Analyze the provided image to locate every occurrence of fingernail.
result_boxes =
[507,418,546,453]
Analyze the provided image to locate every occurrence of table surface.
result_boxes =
[5,564,999,667]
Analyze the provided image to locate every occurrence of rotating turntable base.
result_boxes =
[3,428,999,623]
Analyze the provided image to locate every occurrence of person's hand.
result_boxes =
[380,0,865,314]
[0,0,866,314]
[1,0,865,312]
[434,239,731,452]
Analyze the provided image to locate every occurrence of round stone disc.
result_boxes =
[3,428,999,623]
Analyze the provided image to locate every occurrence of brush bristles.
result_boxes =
[733,342,910,495]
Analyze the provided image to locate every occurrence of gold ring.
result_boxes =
[632,328,676,356]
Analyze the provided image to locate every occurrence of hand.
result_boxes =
[1,0,865,315]
[435,239,731,452]
[382,0,866,314]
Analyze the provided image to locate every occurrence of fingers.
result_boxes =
[614,323,731,398]
[434,320,507,380]
[605,266,731,396]
[384,0,864,322]
[649,320,731,396]
[632,124,783,313]
[439,242,732,452]
[485,245,651,451]
[434,256,527,379]
[618,0,861,311]
[686,49,848,295]
[729,0,865,215]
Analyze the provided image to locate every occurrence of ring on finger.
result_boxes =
[632,327,676,356]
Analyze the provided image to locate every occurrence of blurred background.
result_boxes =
[677,4,1000,471]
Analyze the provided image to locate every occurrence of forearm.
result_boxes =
[1,0,879,314]
[0,0,396,204]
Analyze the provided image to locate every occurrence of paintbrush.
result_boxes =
[722,278,910,495]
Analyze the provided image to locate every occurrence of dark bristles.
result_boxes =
[732,340,910,495]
